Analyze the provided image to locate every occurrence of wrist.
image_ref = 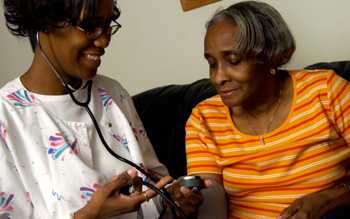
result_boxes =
[328,182,350,199]
[74,204,96,219]
[339,182,350,194]
[320,183,350,214]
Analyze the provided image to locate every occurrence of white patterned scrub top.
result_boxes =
[0,75,167,219]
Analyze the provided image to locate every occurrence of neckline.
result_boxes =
[225,71,297,140]
[16,77,86,102]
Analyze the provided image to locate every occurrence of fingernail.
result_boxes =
[192,187,200,193]
[205,179,213,187]
[180,186,190,193]
[112,175,118,181]
[127,169,134,176]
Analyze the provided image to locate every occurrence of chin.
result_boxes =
[220,96,243,108]
[81,69,98,80]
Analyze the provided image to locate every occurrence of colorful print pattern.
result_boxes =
[7,89,35,107]
[112,134,129,151]
[0,192,14,216]
[0,123,8,150]
[80,183,99,200]
[0,123,7,141]
[98,88,113,110]
[48,133,78,160]
[51,190,64,201]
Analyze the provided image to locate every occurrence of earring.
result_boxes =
[270,69,276,75]
[36,32,40,47]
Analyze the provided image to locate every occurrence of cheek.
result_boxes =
[61,42,84,65]
[59,47,79,69]
[228,66,254,82]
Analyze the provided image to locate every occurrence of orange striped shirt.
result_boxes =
[185,70,350,219]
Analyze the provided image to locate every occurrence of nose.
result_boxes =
[93,33,111,49]
[211,62,230,86]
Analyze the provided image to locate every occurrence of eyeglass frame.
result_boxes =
[73,19,122,40]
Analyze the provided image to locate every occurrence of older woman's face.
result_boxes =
[204,19,267,108]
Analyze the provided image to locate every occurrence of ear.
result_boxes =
[280,48,295,66]
[56,21,70,28]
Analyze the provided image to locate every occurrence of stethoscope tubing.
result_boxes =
[66,82,185,218]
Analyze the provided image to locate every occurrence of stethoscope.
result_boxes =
[36,33,185,218]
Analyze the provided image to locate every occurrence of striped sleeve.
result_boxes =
[327,71,350,145]
[185,106,222,175]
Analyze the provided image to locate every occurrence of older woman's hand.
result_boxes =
[74,169,172,219]
[277,185,349,219]
[277,192,329,219]
[167,177,212,216]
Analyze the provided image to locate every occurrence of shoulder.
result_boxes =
[190,95,227,121]
[289,69,341,91]
[290,69,338,84]
[0,77,22,97]
[93,75,131,102]
[0,78,28,111]
[194,95,226,111]
[93,75,127,94]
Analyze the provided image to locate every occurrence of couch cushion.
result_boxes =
[133,79,216,177]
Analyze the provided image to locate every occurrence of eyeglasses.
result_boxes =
[74,19,122,40]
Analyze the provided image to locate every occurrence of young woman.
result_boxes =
[0,0,205,218]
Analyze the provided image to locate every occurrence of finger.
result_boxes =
[279,204,299,219]
[203,179,213,188]
[283,211,307,219]
[179,187,203,206]
[180,186,192,195]
[149,175,173,196]
[180,186,202,199]
[180,186,203,202]
[131,176,143,193]
[87,172,132,211]
[126,168,138,178]
[138,175,174,202]
[103,171,132,196]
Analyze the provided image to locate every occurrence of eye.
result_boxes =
[79,19,99,32]
[79,17,111,33]
[204,55,217,69]
[227,53,241,65]
[207,58,217,69]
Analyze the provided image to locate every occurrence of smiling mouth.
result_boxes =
[81,53,102,70]
[219,88,240,97]
[85,54,101,62]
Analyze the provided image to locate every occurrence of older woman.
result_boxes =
[186,1,350,219]
[0,0,205,218]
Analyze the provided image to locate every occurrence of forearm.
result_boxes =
[198,179,228,219]
[74,205,95,219]
[195,173,228,219]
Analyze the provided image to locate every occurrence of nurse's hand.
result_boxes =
[74,169,172,219]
